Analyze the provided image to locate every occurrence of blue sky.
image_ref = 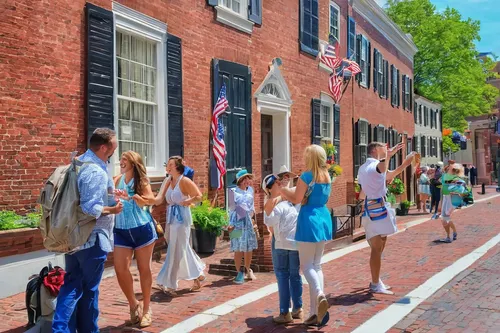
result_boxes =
[375,0,500,57]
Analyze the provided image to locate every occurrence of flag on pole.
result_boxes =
[344,59,361,76]
[329,73,343,103]
[319,38,342,70]
[211,83,229,190]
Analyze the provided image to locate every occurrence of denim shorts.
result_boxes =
[114,222,157,250]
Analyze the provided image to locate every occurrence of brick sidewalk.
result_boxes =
[0,193,499,333]
[389,246,500,333]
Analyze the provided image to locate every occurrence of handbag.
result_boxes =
[146,206,164,237]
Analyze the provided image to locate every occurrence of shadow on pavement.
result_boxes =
[328,288,378,306]
[244,316,327,333]
[203,277,236,289]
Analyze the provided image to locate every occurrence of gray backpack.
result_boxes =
[39,159,96,253]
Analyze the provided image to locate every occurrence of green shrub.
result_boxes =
[191,200,228,236]
[386,193,397,205]
[0,210,40,231]
[387,177,405,195]
[401,200,412,209]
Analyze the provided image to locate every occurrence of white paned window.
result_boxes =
[360,37,368,87]
[117,32,157,168]
[405,77,410,110]
[220,0,248,18]
[320,104,332,140]
[329,2,340,40]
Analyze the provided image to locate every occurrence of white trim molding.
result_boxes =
[254,61,293,114]
[351,0,418,63]
[215,5,254,34]
[113,2,167,41]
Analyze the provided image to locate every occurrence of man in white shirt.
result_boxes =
[358,141,416,295]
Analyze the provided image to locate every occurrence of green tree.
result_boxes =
[386,0,499,132]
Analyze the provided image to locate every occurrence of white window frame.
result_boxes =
[329,1,340,41]
[360,36,368,88]
[113,3,168,178]
[405,77,410,110]
[320,93,335,143]
[215,0,254,34]
[378,54,384,96]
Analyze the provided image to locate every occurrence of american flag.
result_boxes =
[329,73,343,103]
[344,59,361,76]
[211,83,229,190]
[319,39,343,70]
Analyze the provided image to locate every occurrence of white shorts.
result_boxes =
[362,203,397,240]
[441,195,454,222]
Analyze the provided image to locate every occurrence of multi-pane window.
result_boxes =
[355,120,368,176]
[378,55,384,95]
[220,0,247,17]
[347,17,356,59]
[320,104,332,140]
[116,31,157,167]
[329,2,340,40]
[358,36,369,87]
[391,65,399,106]
[300,0,319,55]
[404,76,410,110]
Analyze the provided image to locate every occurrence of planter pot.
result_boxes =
[355,192,360,200]
[194,226,218,254]
[396,207,409,216]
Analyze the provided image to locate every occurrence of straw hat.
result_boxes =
[233,169,253,185]
[277,165,297,179]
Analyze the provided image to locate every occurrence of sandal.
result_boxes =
[126,301,143,325]
[139,308,153,328]
[190,278,202,291]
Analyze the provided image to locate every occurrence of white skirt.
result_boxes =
[441,195,454,222]
[362,202,397,240]
[156,222,206,290]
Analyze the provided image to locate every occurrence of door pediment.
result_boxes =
[254,59,293,113]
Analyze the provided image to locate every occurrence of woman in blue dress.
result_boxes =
[228,170,258,284]
[280,145,332,327]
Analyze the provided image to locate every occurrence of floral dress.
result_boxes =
[228,186,258,252]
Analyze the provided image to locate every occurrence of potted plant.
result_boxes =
[321,143,341,182]
[386,193,397,206]
[354,179,361,200]
[396,200,411,216]
[387,177,405,203]
[191,199,228,253]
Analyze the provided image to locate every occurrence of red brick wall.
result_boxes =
[0,0,414,215]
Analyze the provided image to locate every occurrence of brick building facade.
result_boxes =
[0,0,416,265]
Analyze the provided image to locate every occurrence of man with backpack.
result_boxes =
[52,128,123,333]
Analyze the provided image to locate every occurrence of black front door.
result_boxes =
[261,114,273,178]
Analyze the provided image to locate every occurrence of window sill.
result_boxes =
[215,5,254,34]
[318,62,334,74]
[300,43,319,57]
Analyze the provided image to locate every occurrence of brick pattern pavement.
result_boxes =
[0,193,499,333]
[389,246,500,333]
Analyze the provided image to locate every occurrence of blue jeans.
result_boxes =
[52,240,107,333]
[271,237,303,314]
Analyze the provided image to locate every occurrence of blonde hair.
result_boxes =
[304,144,330,182]
[122,151,149,195]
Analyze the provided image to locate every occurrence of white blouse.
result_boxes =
[264,200,298,251]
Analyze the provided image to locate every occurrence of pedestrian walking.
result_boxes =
[53,128,122,333]
[470,164,477,186]
[228,170,258,284]
[418,166,431,213]
[440,164,467,243]
[112,151,157,328]
[357,141,416,296]
[430,161,443,219]
[263,173,303,324]
[155,156,206,296]
[280,144,332,327]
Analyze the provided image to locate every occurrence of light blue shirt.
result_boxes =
[75,149,115,253]
[115,175,153,229]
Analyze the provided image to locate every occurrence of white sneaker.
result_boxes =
[379,280,391,290]
[369,282,394,295]
[246,268,257,280]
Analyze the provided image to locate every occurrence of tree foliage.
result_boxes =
[386,0,499,132]
[442,135,460,154]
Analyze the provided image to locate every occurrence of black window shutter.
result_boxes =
[248,0,262,25]
[384,60,389,100]
[397,69,400,107]
[367,41,371,89]
[402,75,406,110]
[311,99,321,145]
[85,3,114,145]
[409,79,413,112]
[414,102,418,123]
[368,123,372,143]
[207,0,218,6]
[356,35,362,82]
[373,49,378,92]
[166,33,184,157]
[347,17,356,59]
[390,65,394,106]
[334,104,340,163]
[419,105,422,125]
